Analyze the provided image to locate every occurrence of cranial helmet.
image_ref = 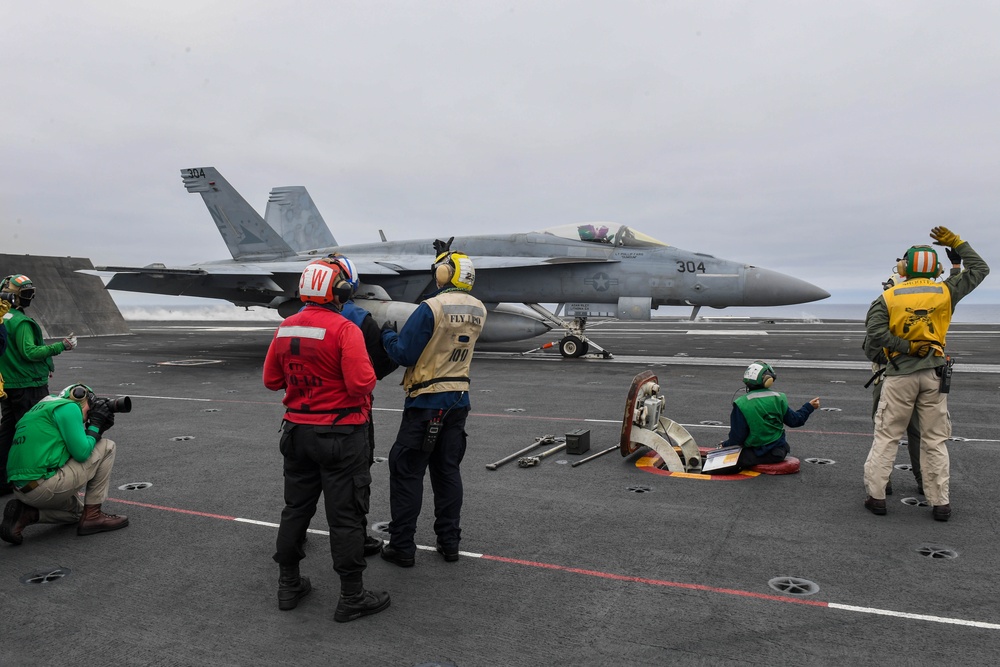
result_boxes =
[330,255,359,295]
[743,360,776,390]
[881,270,904,291]
[897,246,942,279]
[298,258,352,305]
[59,383,95,405]
[1,274,35,307]
[432,251,475,291]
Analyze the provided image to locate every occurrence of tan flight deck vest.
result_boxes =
[882,278,952,359]
[402,291,486,398]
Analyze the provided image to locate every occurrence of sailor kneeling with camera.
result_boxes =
[1,383,128,545]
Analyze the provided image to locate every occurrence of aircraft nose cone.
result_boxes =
[744,267,830,306]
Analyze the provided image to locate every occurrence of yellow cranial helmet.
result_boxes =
[432,251,475,291]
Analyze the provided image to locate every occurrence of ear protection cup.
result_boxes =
[331,278,353,305]
[435,262,454,286]
[743,361,776,390]
[896,258,907,278]
[60,383,94,404]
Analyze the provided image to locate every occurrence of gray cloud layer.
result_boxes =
[4,1,997,305]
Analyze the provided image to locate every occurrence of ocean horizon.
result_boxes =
[116,302,1000,324]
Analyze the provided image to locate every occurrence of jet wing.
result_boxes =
[363,255,618,272]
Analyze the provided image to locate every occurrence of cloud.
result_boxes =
[3,1,997,304]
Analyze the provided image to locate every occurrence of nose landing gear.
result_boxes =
[558,335,589,358]
[522,304,613,358]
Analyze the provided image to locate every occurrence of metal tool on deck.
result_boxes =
[570,444,620,467]
[517,440,567,467]
[619,370,702,473]
[486,434,558,470]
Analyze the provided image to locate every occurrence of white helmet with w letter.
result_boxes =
[299,258,352,306]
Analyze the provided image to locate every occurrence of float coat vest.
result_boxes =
[7,396,83,482]
[403,291,486,398]
[0,309,57,388]
[883,278,951,359]
[733,390,788,449]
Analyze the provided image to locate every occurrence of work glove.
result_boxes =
[87,399,115,437]
[62,332,77,351]
[909,341,932,358]
[945,247,962,264]
[0,298,8,318]
[380,320,397,334]
[930,226,964,249]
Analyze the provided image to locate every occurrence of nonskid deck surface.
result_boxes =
[4,320,1000,665]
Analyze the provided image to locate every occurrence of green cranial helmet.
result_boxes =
[743,360,776,389]
[901,246,941,279]
[0,274,35,307]
[59,383,95,405]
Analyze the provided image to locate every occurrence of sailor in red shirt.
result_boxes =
[262,257,389,623]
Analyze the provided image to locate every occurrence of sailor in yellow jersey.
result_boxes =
[862,227,989,521]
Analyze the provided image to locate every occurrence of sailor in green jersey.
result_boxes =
[1,383,127,545]
[715,361,820,474]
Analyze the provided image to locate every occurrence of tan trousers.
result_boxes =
[13,438,117,524]
[864,370,951,505]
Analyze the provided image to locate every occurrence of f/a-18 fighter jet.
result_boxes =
[96,167,829,357]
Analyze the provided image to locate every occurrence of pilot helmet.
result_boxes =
[743,360,776,390]
[432,251,475,291]
[298,258,352,306]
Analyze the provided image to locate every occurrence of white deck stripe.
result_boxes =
[229,512,999,630]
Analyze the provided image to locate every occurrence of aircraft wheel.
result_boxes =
[559,336,589,358]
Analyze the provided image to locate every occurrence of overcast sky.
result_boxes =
[3,1,998,309]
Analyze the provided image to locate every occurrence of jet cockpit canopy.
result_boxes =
[539,223,667,248]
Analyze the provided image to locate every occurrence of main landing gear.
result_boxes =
[523,304,613,359]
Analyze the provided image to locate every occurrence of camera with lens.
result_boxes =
[92,396,133,414]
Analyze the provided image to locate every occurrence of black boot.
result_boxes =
[277,564,311,611]
[364,535,384,557]
[334,587,391,623]
[1,499,39,545]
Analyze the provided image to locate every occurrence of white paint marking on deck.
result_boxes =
[684,330,768,335]
[828,603,1000,630]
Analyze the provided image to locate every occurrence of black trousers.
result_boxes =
[1,385,50,486]
[272,422,371,589]
[387,406,469,556]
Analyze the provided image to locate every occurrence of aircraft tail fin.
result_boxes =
[181,167,296,260]
[265,186,337,252]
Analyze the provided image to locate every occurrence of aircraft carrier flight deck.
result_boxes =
[3,319,1000,666]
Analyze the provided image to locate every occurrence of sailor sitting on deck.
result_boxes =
[712,361,819,474]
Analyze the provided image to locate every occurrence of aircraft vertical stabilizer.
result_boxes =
[265,186,337,252]
[181,167,295,261]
